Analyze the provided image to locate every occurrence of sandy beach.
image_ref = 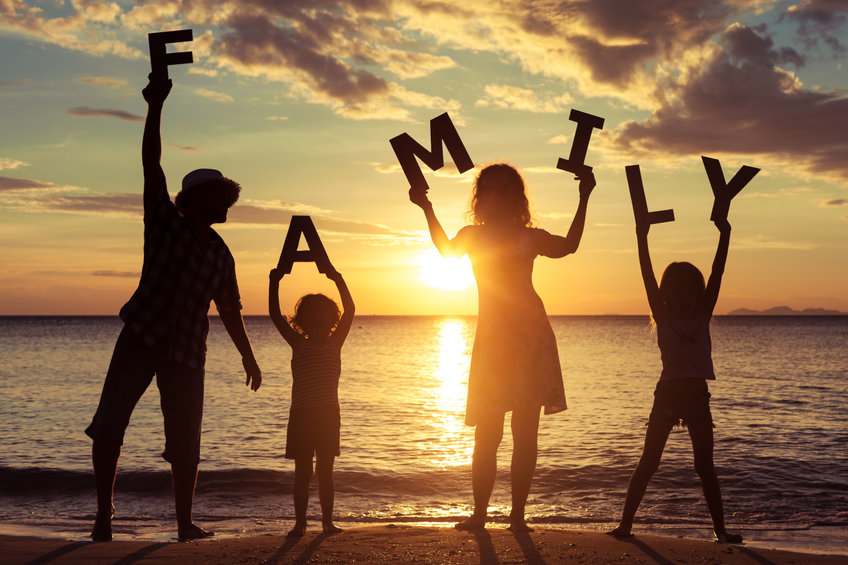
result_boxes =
[2,525,845,564]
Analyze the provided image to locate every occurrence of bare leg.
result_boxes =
[611,420,673,536]
[508,406,540,532]
[289,456,312,537]
[688,423,742,543]
[172,462,212,541]
[456,412,504,530]
[91,441,120,541]
[316,454,341,533]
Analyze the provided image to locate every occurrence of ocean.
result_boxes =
[1,315,846,553]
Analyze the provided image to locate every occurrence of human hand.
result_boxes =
[269,267,285,284]
[243,356,261,391]
[409,187,432,209]
[576,171,596,199]
[142,72,172,105]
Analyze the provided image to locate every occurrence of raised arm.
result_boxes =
[704,218,731,315]
[141,73,172,207]
[326,267,355,346]
[538,172,595,258]
[636,222,663,315]
[409,189,468,258]
[268,268,301,348]
[218,309,262,391]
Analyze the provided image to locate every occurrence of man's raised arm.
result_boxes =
[141,73,172,208]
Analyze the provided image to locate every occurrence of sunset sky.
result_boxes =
[1,1,846,315]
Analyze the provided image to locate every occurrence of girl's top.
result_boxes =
[290,338,341,410]
[654,308,715,381]
[460,225,566,426]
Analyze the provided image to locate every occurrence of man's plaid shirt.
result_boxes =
[119,176,241,369]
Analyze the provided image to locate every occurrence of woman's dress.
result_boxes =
[462,225,566,425]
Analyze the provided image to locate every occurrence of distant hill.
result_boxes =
[726,306,848,316]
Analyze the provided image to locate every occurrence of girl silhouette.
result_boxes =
[609,217,742,543]
[411,163,595,531]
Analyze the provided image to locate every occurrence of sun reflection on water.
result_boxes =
[427,318,474,469]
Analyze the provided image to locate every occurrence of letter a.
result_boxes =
[390,112,474,199]
[148,29,194,79]
[626,165,675,230]
[701,156,759,222]
[277,216,332,274]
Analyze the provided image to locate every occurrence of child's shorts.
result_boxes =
[285,405,341,459]
[648,379,714,429]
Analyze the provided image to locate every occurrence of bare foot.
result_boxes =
[607,525,633,538]
[454,514,486,531]
[178,523,215,542]
[323,523,343,534]
[507,520,534,533]
[715,531,743,544]
[287,522,307,538]
[90,517,112,542]
[90,504,114,542]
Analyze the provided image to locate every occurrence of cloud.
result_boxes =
[783,0,848,55]
[68,106,144,122]
[610,23,848,181]
[548,135,570,145]
[0,158,28,171]
[265,116,289,120]
[165,143,201,152]
[195,88,235,103]
[79,76,129,90]
[475,84,573,113]
[0,79,30,87]
[0,175,55,192]
[92,270,140,278]
[821,198,848,206]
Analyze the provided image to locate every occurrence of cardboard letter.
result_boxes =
[556,109,605,177]
[626,165,675,228]
[389,112,474,199]
[701,156,759,222]
[148,29,194,79]
[277,216,332,274]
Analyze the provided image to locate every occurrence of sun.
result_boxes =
[418,249,475,290]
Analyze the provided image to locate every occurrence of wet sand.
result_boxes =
[2,525,845,564]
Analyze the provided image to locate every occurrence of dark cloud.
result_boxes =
[782,0,848,54]
[612,23,848,180]
[228,204,399,235]
[216,11,389,105]
[0,176,55,191]
[822,198,848,206]
[68,106,144,122]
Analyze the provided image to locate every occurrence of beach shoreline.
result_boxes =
[2,524,846,564]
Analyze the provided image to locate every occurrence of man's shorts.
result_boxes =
[85,326,205,466]
[285,405,341,460]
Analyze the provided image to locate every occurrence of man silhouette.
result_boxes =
[85,73,262,542]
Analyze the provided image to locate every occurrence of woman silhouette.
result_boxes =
[411,163,594,531]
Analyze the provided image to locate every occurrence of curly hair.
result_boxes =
[290,293,341,336]
[174,178,241,215]
[467,163,533,227]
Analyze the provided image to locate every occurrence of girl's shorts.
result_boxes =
[648,379,714,429]
[285,405,341,460]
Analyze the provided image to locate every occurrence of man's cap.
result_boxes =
[182,168,229,190]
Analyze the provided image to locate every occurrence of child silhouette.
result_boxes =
[411,163,595,531]
[609,217,743,544]
[269,266,354,537]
